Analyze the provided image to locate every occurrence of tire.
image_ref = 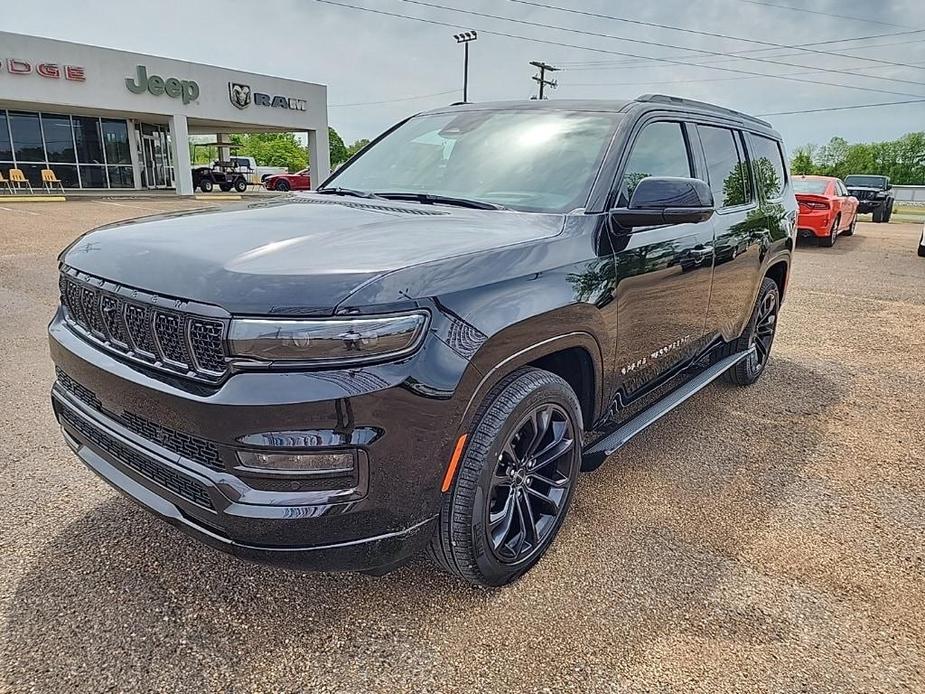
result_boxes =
[872,206,885,223]
[199,179,213,193]
[274,180,290,192]
[918,244,925,258]
[428,367,583,587]
[844,216,856,236]
[719,277,780,386]
[821,216,839,247]
[234,178,248,193]
[884,200,893,223]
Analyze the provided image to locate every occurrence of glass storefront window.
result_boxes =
[101,119,131,164]
[50,164,79,188]
[73,116,104,164]
[16,163,46,186]
[9,112,45,162]
[42,114,77,163]
[79,165,107,188]
[107,166,134,188]
[0,113,11,161]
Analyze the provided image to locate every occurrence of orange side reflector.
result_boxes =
[441,433,469,492]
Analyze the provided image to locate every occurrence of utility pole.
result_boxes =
[454,31,478,102]
[530,61,558,100]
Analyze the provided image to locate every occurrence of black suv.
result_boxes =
[50,95,795,586]
[845,174,894,222]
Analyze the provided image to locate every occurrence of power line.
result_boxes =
[314,0,925,101]
[758,98,925,117]
[735,0,910,30]
[330,89,457,107]
[386,0,925,94]
[558,35,925,72]
[503,0,925,73]
[565,58,925,88]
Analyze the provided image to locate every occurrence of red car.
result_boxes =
[264,169,311,192]
[794,175,858,247]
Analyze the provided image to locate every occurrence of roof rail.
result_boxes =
[636,94,773,128]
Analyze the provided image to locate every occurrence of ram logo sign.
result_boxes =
[228,82,306,111]
[229,82,251,109]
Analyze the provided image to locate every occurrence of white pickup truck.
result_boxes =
[215,156,287,184]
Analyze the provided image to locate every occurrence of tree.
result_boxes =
[790,146,815,176]
[328,127,349,167]
[346,138,370,159]
[237,133,307,172]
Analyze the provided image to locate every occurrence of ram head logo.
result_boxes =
[229,82,251,109]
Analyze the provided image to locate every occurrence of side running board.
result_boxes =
[582,347,755,471]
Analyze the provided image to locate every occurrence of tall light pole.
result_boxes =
[454,31,477,102]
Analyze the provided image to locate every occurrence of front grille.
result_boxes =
[59,268,228,383]
[852,190,874,200]
[59,405,214,510]
[55,367,223,472]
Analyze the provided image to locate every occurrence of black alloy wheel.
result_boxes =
[486,404,575,564]
[750,289,778,372]
[721,276,780,386]
[428,367,582,586]
[275,179,291,192]
[234,178,248,193]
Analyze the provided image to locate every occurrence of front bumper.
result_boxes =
[856,199,885,213]
[49,310,474,572]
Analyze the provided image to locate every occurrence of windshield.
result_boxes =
[845,175,887,188]
[792,179,829,194]
[324,109,622,213]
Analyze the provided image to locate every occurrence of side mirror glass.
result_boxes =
[610,176,715,230]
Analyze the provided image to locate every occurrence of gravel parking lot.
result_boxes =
[0,201,923,693]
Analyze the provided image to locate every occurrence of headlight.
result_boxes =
[227,312,429,364]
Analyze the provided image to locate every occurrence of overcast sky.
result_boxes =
[4,0,925,148]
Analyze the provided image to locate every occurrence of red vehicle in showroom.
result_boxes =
[793,175,858,247]
[264,169,311,192]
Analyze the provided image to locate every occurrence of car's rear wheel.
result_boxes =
[428,367,582,587]
[821,216,839,247]
[234,178,248,193]
[275,179,290,192]
[720,277,780,386]
[199,179,213,193]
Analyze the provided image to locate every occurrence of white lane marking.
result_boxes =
[0,206,41,216]
[93,201,164,212]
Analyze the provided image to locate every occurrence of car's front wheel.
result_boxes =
[199,179,213,193]
[275,180,291,192]
[428,368,582,586]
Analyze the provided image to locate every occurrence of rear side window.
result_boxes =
[698,125,750,208]
[748,135,787,200]
[618,121,691,205]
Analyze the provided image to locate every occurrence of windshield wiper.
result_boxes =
[375,192,506,210]
[316,187,383,200]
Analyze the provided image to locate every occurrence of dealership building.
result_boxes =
[0,31,329,195]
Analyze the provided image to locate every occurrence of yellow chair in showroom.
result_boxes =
[0,171,11,194]
[41,168,65,194]
[8,168,34,194]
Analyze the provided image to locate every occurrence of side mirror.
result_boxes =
[610,176,715,230]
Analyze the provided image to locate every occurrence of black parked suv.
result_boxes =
[845,174,894,222]
[50,95,795,586]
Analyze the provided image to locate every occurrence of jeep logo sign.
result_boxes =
[125,65,199,104]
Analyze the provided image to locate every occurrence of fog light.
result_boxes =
[237,450,355,474]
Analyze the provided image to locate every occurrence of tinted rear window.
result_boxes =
[793,179,829,194]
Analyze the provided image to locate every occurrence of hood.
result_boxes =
[62,194,563,315]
